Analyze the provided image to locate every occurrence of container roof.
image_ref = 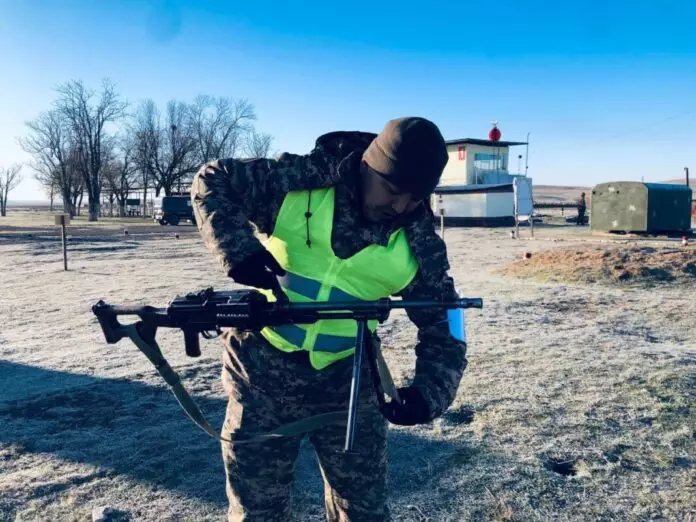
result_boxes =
[643,182,692,192]
[446,138,528,147]
[594,181,693,192]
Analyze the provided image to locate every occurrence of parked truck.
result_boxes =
[154,195,196,226]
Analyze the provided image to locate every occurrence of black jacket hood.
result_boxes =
[313,131,377,164]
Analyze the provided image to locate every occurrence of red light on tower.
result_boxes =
[489,121,501,142]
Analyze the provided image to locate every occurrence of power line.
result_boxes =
[590,107,696,144]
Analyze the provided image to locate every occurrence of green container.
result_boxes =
[590,182,692,233]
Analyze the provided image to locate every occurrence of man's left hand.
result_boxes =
[380,386,431,426]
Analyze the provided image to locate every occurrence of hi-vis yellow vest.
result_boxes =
[258,187,420,370]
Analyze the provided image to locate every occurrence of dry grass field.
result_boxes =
[531,185,589,203]
[1,209,694,522]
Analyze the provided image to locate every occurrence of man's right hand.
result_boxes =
[228,250,288,302]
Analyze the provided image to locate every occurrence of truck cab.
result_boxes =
[154,195,196,226]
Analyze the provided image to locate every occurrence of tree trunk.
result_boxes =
[88,198,99,221]
[62,186,74,217]
[72,194,80,216]
[78,191,84,216]
[142,179,148,217]
[49,185,55,212]
[143,173,147,217]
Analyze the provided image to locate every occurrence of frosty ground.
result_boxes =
[1,213,694,522]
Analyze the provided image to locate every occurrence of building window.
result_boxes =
[473,152,507,172]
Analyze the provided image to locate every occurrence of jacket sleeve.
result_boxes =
[191,157,279,275]
[190,152,339,275]
[398,218,468,420]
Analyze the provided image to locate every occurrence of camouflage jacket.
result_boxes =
[190,131,468,419]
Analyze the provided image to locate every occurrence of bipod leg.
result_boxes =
[344,318,367,453]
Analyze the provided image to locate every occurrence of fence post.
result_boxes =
[55,214,70,270]
[513,179,520,239]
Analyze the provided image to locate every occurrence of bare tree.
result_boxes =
[131,101,157,213]
[0,164,23,216]
[103,134,139,216]
[34,164,60,209]
[132,154,152,217]
[45,177,59,211]
[132,98,198,196]
[53,79,128,221]
[188,95,257,163]
[19,80,275,218]
[243,130,275,158]
[18,109,80,216]
[66,144,87,216]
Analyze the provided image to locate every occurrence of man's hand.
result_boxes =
[228,249,288,302]
[380,386,431,426]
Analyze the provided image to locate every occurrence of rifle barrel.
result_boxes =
[96,298,482,319]
[273,298,483,313]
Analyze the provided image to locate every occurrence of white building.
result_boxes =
[431,125,534,227]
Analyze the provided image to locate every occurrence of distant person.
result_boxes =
[576,192,587,225]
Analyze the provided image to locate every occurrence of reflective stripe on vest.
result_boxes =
[269,271,366,353]
[278,272,362,302]
[270,325,356,353]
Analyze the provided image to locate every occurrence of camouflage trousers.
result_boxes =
[219,329,390,522]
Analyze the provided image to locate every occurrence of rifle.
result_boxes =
[92,287,482,452]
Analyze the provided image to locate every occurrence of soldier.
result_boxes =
[191,117,468,522]
[577,192,587,225]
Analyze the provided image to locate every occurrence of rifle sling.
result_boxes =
[372,342,402,405]
[122,323,396,445]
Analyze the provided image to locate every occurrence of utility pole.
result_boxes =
[524,132,530,176]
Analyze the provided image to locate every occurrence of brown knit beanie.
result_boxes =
[362,117,448,197]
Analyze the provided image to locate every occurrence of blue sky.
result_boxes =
[2,0,695,200]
